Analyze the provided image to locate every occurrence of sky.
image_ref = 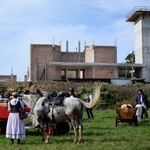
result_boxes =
[0,0,149,81]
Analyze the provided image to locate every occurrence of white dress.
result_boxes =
[6,98,26,139]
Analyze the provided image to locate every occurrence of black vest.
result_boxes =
[10,100,21,113]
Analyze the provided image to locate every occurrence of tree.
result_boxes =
[125,51,135,64]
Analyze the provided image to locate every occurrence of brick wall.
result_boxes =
[94,46,117,63]
[30,44,54,81]
[0,75,17,82]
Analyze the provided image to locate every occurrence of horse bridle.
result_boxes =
[31,96,41,113]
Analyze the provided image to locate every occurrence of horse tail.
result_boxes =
[78,86,101,109]
[89,86,101,108]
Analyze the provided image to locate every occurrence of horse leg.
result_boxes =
[44,135,49,143]
[39,125,49,143]
[73,125,79,144]
[70,118,79,144]
[77,124,82,144]
[77,108,84,143]
[135,104,143,124]
[142,107,148,121]
[73,122,83,144]
[38,119,46,143]
[70,107,83,144]
[40,129,45,143]
[43,126,52,143]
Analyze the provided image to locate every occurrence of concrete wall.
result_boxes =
[85,45,94,62]
[135,19,143,64]
[134,14,150,82]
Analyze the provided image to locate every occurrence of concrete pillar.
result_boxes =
[66,41,69,62]
[92,67,95,78]
[53,66,56,80]
[11,67,13,82]
[36,63,38,81]
[65,69,68,79]
[45,63,47,81]
[125,67,128,79]
[78,41,81,62]
[84,69,87,78]
[77,69,80,78]
[114,67,118,78]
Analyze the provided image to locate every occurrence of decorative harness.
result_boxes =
[31,96,41,113]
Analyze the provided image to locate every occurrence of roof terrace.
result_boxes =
[126,6,150,22]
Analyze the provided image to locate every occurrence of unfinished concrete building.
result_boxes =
[29,41,117,82]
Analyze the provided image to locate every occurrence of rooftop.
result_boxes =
[126,6,150,22]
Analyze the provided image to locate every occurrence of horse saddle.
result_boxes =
[46,96,64,106]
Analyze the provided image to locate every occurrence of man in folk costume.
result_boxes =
[136,89,148,118]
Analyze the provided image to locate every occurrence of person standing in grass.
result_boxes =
[84,91,94,119]
[68,87,77,97]
[6,92,26,144]
[136,89,148,118]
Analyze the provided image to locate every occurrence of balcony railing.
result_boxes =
[126,6,150,20]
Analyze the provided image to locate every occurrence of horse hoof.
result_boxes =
[73,140,78,144]
[42,139,45,143]
[45,140,48,144]
[74,141,80,144]
[77,140,81,144]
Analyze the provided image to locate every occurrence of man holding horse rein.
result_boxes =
[68,87,77,97]
[136,89,148,118]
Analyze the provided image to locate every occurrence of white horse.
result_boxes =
[22,86,100,144]
[135,104,148,123]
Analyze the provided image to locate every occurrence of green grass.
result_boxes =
[0,109,150,150]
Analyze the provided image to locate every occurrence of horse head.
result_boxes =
[22,94,40,109]
[22,93,50,130]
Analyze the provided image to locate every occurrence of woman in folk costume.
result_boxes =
[6,92,26,144]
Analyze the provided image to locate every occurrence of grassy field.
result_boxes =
[0,109,150,150]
